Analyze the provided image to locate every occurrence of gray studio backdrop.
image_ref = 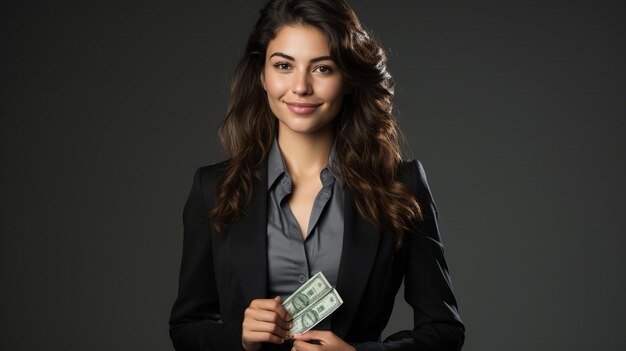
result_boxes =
[2,0,624,350]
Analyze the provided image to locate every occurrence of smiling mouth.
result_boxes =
[285,102,322,115]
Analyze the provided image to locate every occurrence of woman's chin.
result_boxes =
[278,122,333,136]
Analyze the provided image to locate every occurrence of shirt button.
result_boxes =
[298,274,306,283]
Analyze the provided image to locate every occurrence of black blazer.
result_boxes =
[169,159,465,351]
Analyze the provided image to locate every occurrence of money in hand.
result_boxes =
[281,271,343,335]
[282,271,332,319]
[290,289,343,334]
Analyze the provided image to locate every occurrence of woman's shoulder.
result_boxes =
[195,159,230,179]
[398,159,439,216]
[398,159,431,193]
[181,160,231,207]
[187,159,230,197]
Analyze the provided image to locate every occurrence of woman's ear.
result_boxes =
[260,69,266,91]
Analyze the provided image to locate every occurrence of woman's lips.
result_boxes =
[285,102,322,115]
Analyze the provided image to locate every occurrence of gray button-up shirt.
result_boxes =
[266,136,344,329]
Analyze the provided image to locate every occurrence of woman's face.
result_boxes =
[261,25,348,137]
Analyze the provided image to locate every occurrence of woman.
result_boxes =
[169,0,465,350]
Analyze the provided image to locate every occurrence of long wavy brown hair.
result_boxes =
[208,0,423,248]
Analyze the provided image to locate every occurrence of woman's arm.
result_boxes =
[354,160,465,351]
[168,167,244,351]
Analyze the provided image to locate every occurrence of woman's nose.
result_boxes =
[291,70,312,95]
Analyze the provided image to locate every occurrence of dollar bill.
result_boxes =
[290,289,343,335]
[282,271,332,319]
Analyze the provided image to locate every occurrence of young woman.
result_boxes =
[169,1,465,350]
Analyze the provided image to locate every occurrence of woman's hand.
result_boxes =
[242,296,293,351]
[292,330,356,351]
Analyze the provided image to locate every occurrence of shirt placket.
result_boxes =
[278,174,310,286]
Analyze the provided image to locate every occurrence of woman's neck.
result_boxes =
[277,125,335,180]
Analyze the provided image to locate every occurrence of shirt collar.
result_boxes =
[267,135,341,190]
[327,139,341,181]
[267,136,285,190]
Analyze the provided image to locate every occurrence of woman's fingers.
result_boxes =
[292,331,356,351]
[292,331,323,351]
[245,331,286,345]
[293,340,322,351]
[250,296,293,322]
[292,330,329,342]
[243,319,291,340]
[242,297,295,350]
[245,306,292,330]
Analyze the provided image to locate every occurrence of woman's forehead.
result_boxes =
[266,25,332,60]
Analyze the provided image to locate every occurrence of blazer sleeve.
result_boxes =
[169,167,245,351]
[355,160,465,351]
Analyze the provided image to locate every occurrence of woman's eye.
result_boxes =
[315,65,333,73]
[274,62,291,70]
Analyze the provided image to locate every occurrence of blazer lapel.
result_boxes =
[227,162,269,305]
[332,188,381,339]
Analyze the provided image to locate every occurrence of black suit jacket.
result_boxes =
[169,159,465,350]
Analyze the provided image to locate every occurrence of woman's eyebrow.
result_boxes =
[269,52,333,63]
